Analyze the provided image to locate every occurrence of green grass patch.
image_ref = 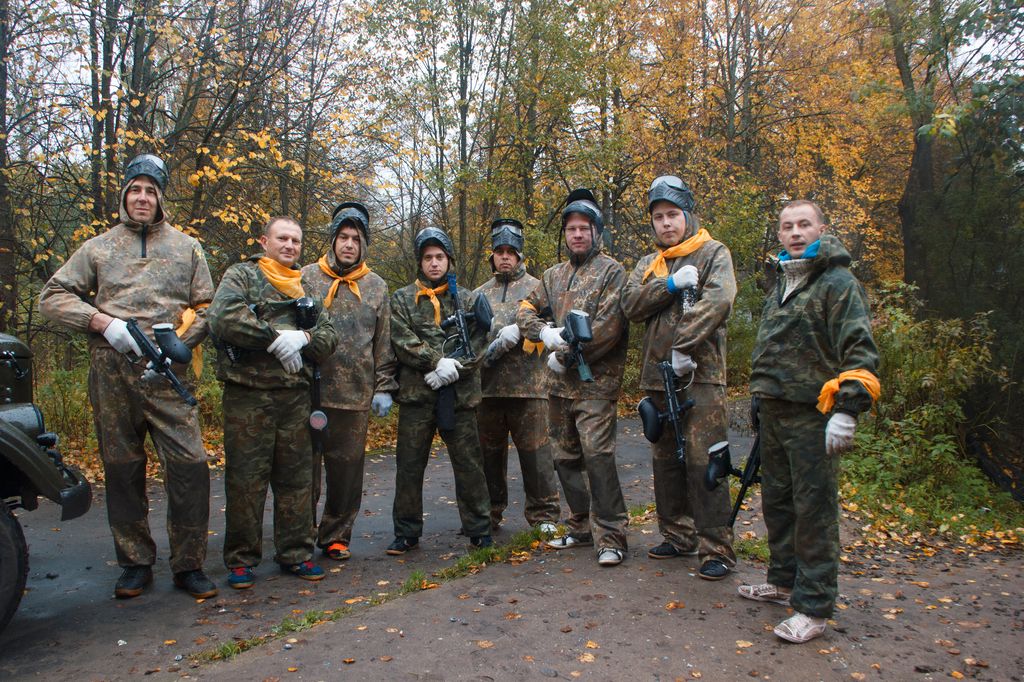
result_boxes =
[735,535,769,563]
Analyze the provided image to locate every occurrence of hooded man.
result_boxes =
[739,200,880,643]
[620,174,737,580]
[39,153,218,600]
[516,189,629,567]
[473,219,560,534]
[208,216,338,589]
[300,202,398,560]
[386,227,492,554]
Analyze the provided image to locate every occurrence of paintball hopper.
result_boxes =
[294,297,318,330]
[309,409,328,432]
[704,440,735,491]
[151,323,192,365]
[637,397,662,442]
[561,310,594,382]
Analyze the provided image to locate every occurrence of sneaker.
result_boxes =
[647,541,698,559]
[325,542,351,561]
[114,565,153,599]
[546,534,593,550]
[698,559,730,581]
[469,535,494,549]
[737,583,791,605]
[597,548,624,566]
[173,569,218,598]
[537,522,559,535]
[282,561,325,581]
[774,612,827,643]
[228,566,256,590]
[385,536,419,555]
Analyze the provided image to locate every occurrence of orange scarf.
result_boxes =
[175,303,209,378]
[415,280,449,325]
[516,300,545,355]
[318,256,371,306]
[641,228,713,283]
[257,257,305,299]
[817,369,882,414]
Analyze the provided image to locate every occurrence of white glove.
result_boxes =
[671,349,697,376]
[539,325,568,352]
[825,412,857,455]
[280,352,303,374]
[671,264,699,290]
[547,353,566,374]
[102,318,143,356]
[494,323,521,352]
[141,357,171,382]
[435,357,463,383]
[371,392,393,417]
[268,329,309,361]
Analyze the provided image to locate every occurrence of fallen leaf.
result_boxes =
[951,672,964,680]
[344,597,365,605]
[690,672,702,679]
[380,656,393,662]
[163,640,176,646]
[477,640,495,649]
[585,641,599,649]
[458,593,470,599]
[665,601,685,610]
[376,580,389,586]
[561,626,572,633]
[964,658,988,668]
[851,674,866,681]
[343,658,355,664]
[504,612,522,620]
[578,653,595,663]
[386,628,399,633]
[287,668,298,673]
[736,640,754,649]
[356,625,367,631]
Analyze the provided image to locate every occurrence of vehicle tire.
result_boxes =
[0,504,29,633]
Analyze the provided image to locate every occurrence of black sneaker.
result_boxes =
[648,542,687,559]
[470,535,494,549]
[698,559,730,581]
[385,536,419,555]
[114,565,153,599]
[173,569,219,598]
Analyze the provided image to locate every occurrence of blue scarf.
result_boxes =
[778,239,820,262]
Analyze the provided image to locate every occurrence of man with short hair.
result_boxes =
[301,202,397,560]
[621,175,738,580]
[474,219,560,534]
[208,216,338,589]
[386,227,492,554]
[739,200,880,643]
[39,154,218,599]
[517,189,629,567]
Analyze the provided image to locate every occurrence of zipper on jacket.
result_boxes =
[140,225,148,258]
[501,281,508,303]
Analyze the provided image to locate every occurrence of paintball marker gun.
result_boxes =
[292,297,329,450]
[126,319,197,406]
[560,309,594,382]
[435,273,493,432]
[637,360,695,464]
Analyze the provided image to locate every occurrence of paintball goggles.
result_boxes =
[127,319,197,406]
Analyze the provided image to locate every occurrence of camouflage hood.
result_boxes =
[118,178,167,229]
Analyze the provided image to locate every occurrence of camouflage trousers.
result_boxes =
[222,384,314,567]
[478,397,560,529]
[648,383,735,565]
[392,402,490,539]
[549,397,628,552]
[313,408,370,548]
[759,398,838,618]
[88,347,210,574]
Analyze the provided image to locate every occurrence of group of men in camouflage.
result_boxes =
[39,155,879,644]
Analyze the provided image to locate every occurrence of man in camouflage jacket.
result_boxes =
[208,216,337,588]
[517,189,629,567]
[385,227,492,555]
[740,200,880,644]
[39,154,218,600]
[621,175,737,581]
[474,219,560,533]
[301,202,397,560]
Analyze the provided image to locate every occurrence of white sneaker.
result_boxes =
[546,534,593,550]
[737,583,791,605]
[774,612,827,643]
[537,522,558,535]
[597,548,624,566]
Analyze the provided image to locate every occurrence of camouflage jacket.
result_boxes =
[207,256,338,390]
[750,234,879,415]
[620,236,736,390]
[517,251,628,400]
[390,279,488,409]
[39,191,214,351]
[474,264,546,400]
[301,249,398,411]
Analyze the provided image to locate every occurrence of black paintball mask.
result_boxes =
[489,218,524,272]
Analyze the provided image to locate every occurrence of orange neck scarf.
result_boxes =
[641,228,713,283]
[257,257,305,299]
[817,369,882,414]
[176,303,209,378]
[415,279,449,325]
[318,256,371,306]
